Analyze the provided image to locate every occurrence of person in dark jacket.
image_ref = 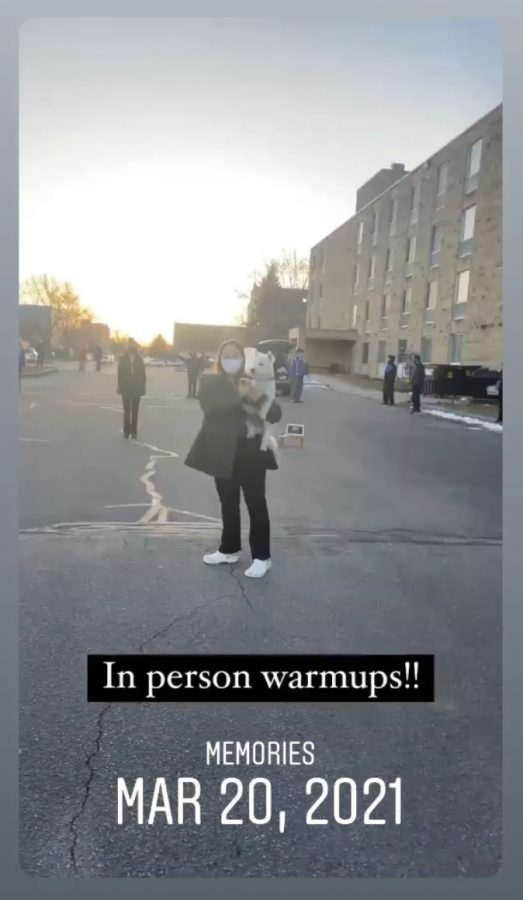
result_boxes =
[496,367,503,423]
[93,344,103,372]
[185,340,282,578]
[117,339,146,439]
[289,348,309,402]
[36,341,45,368]
[410,355,425,414]
[383,355,397,405]
[186,351,203,398]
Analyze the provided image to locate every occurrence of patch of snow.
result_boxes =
[424,408,502,433]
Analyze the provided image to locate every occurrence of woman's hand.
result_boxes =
[238,377,253,398]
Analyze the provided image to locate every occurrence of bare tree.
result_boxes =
[275,248,309,289]
[20,274,93,344]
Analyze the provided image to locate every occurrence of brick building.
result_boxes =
[305,104,502,376]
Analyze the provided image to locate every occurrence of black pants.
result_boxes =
[215,442,270,561]
[383,382,395,405]
[122,395,141,437]
[497,392,502,422]
[187,376,198,397]
[411,386,422,412]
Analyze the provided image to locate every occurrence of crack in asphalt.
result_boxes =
[230,568,256,612]
[68,702,111,875]
[67,589,239,871]
[137,592,238,653]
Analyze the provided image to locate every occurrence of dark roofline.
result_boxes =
[310,102,502,253]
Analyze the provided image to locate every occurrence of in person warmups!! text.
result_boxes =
[88,654,434,702]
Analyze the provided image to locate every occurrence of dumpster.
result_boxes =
[424,365,500,399]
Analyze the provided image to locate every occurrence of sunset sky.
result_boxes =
[19,17,502,343]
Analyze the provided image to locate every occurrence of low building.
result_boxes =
[19,303,52,350]
[306,104,502,377]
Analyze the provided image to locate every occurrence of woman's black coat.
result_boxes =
[184,373,282,481]
[117,352,146,397]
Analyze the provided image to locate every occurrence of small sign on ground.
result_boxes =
[279,423,305,448]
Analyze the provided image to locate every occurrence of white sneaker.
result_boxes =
[203,551,239,565]
[245,559,272,578]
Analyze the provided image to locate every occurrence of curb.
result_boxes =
[22,367,58,379]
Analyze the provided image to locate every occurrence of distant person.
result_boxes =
[94,344,103,372]
[78,344,87,373]
[383,355,397,405]
[117,338,146,439]
[289,348,309,403]
[186,351,203,398]
[185,339,282,578]
[410,355,425,414]
[496,367,503,423]
[19,343,25,390]
[36,341,45,368]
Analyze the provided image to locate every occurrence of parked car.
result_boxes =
[162,356,186,368]
[25,347,38,364]
[102,353,115,365]
[256,339,294,396]
[143,357,168,367]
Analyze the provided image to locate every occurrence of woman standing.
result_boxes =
[185,340,282,578]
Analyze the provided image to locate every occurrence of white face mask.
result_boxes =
[221,357,242,375]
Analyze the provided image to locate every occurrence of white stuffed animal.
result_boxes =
[239,347,278,453]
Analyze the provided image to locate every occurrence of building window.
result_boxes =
[407,235,417,264]
[357,221,364,253]
[372,208,380,245]
[353,263,360,292]
[398,338,408,363]
[455,269,471,305]
[401,287,412,315]
[389,198,398,235]
[378,340,387,364]
[362,342,369,365]
[368,255,376,282]
[420,337,432,363]
[319,282,323,299]
[459,205,476,256]
[351,304,358,328]
[465,138,483,193]
[385,247,394,276]
[381,294,390,319]
[430,224,443,265]
[449,333,464,364]
[436,162,448,207]
[426,279,438,310]
[410,182,420,224]
[365,300,370,331]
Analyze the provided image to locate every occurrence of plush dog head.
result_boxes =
[244,348,275,382]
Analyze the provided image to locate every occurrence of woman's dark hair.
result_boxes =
[216,339,246,375]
